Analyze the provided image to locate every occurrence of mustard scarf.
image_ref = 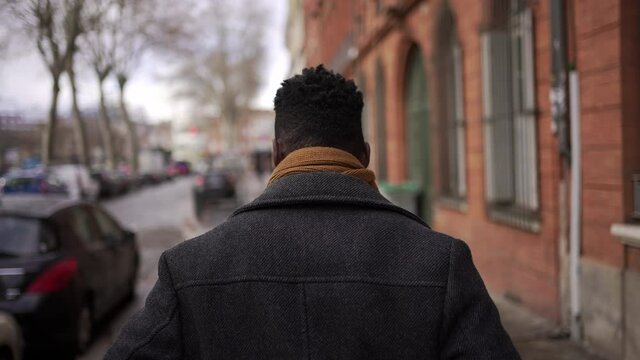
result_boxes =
[268,146,378,191]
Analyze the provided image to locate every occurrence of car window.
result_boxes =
[0,217,58,256]
[69,207,102,248]
[39,224,59,253]
[4,177,38,192]
[92,207,123,244]
[206,174,226,187]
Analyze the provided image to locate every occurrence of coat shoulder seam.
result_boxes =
[174,276,447,291]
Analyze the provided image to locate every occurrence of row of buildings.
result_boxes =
[0,111,172,174]
[286,0,640,359]
[1,106,274,177]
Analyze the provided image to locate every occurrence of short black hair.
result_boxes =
[274,64,365,157]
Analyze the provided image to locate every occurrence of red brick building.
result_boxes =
[289,0,640,359]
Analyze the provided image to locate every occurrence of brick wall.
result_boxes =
[300,0,636,323]
[574,0,626,267]
[620,0,640,273]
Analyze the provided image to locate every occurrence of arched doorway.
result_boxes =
[404,47,432,222]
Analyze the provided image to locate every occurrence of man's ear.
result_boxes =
[360,142,371,168]
[272,139,285,167]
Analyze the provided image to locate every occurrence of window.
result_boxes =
[433,2,466,201]
[375,59,388,181]
[0,217,58,256]
[69,207,102,247]
[92,207,123,244]
[481,0,539,230]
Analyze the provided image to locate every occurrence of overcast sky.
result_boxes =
[0,1,289,124]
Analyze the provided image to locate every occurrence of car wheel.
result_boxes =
[75,303,93,354]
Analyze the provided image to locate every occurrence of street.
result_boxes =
[77,176,242,360]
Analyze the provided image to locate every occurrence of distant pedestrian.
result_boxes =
[106,65,520,359]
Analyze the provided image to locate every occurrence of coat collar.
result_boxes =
[232,172,430,228]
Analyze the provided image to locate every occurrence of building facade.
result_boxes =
[0,114,41,172]
[291,0,640,359]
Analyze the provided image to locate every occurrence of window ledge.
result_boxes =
[436,196,468,213]
[611,223,640,248]
[488,206,541,233]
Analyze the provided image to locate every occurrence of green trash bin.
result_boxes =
[379,181,424,218]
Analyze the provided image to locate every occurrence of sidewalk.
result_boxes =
[494,296,603,360]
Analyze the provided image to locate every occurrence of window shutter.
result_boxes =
[453,43,466,197]
[522,7,539,210]
[481,31,515,204]
[512,7,539,211]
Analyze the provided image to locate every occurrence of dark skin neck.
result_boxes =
[272,139,371,168]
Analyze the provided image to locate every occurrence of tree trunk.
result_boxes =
[221,101,239,151]
[42,74,61,167]
[98,77,116,170]
[118,76,139,174]
[68,59,90,168]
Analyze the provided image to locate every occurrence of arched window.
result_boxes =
[405,47,432,222]
[433,1,466,200]
[481,0,539,228]
[375,60,387,181]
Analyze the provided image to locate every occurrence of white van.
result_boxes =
[50,164,100,200]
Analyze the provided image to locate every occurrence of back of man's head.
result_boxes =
[273,65,365,159]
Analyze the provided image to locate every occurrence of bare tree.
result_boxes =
[8,0,85,166]
[112,0,190,173]
[0,2,13,55]
[173,0,268,149]
[83,0,117,170]
[112,0,142,174]
[64,0,90,167]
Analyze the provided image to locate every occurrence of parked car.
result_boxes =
[117,165,142,191]
[139,171,167,186]
[139,150,169,185]
[50,165,100,201]
[0,312,21,360]
[0,170,67,196]
[193,171,236,216]
[91,170,128,198]
[166,161,191,178]
[0,195,139,355]
[211,154,248,182]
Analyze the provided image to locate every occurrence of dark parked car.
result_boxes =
[91,170,128,198]
[0,195,139,356]
[193,171,236,216]
[1,170,67,196]
[139,171,167,186]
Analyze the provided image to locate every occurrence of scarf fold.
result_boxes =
[268,146,378,191]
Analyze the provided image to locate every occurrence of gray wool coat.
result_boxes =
[105,171,520,359]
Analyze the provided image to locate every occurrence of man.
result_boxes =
[106,65,520,359]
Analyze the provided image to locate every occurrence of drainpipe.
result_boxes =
[550,0,581,340]
[568,69,582,341]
